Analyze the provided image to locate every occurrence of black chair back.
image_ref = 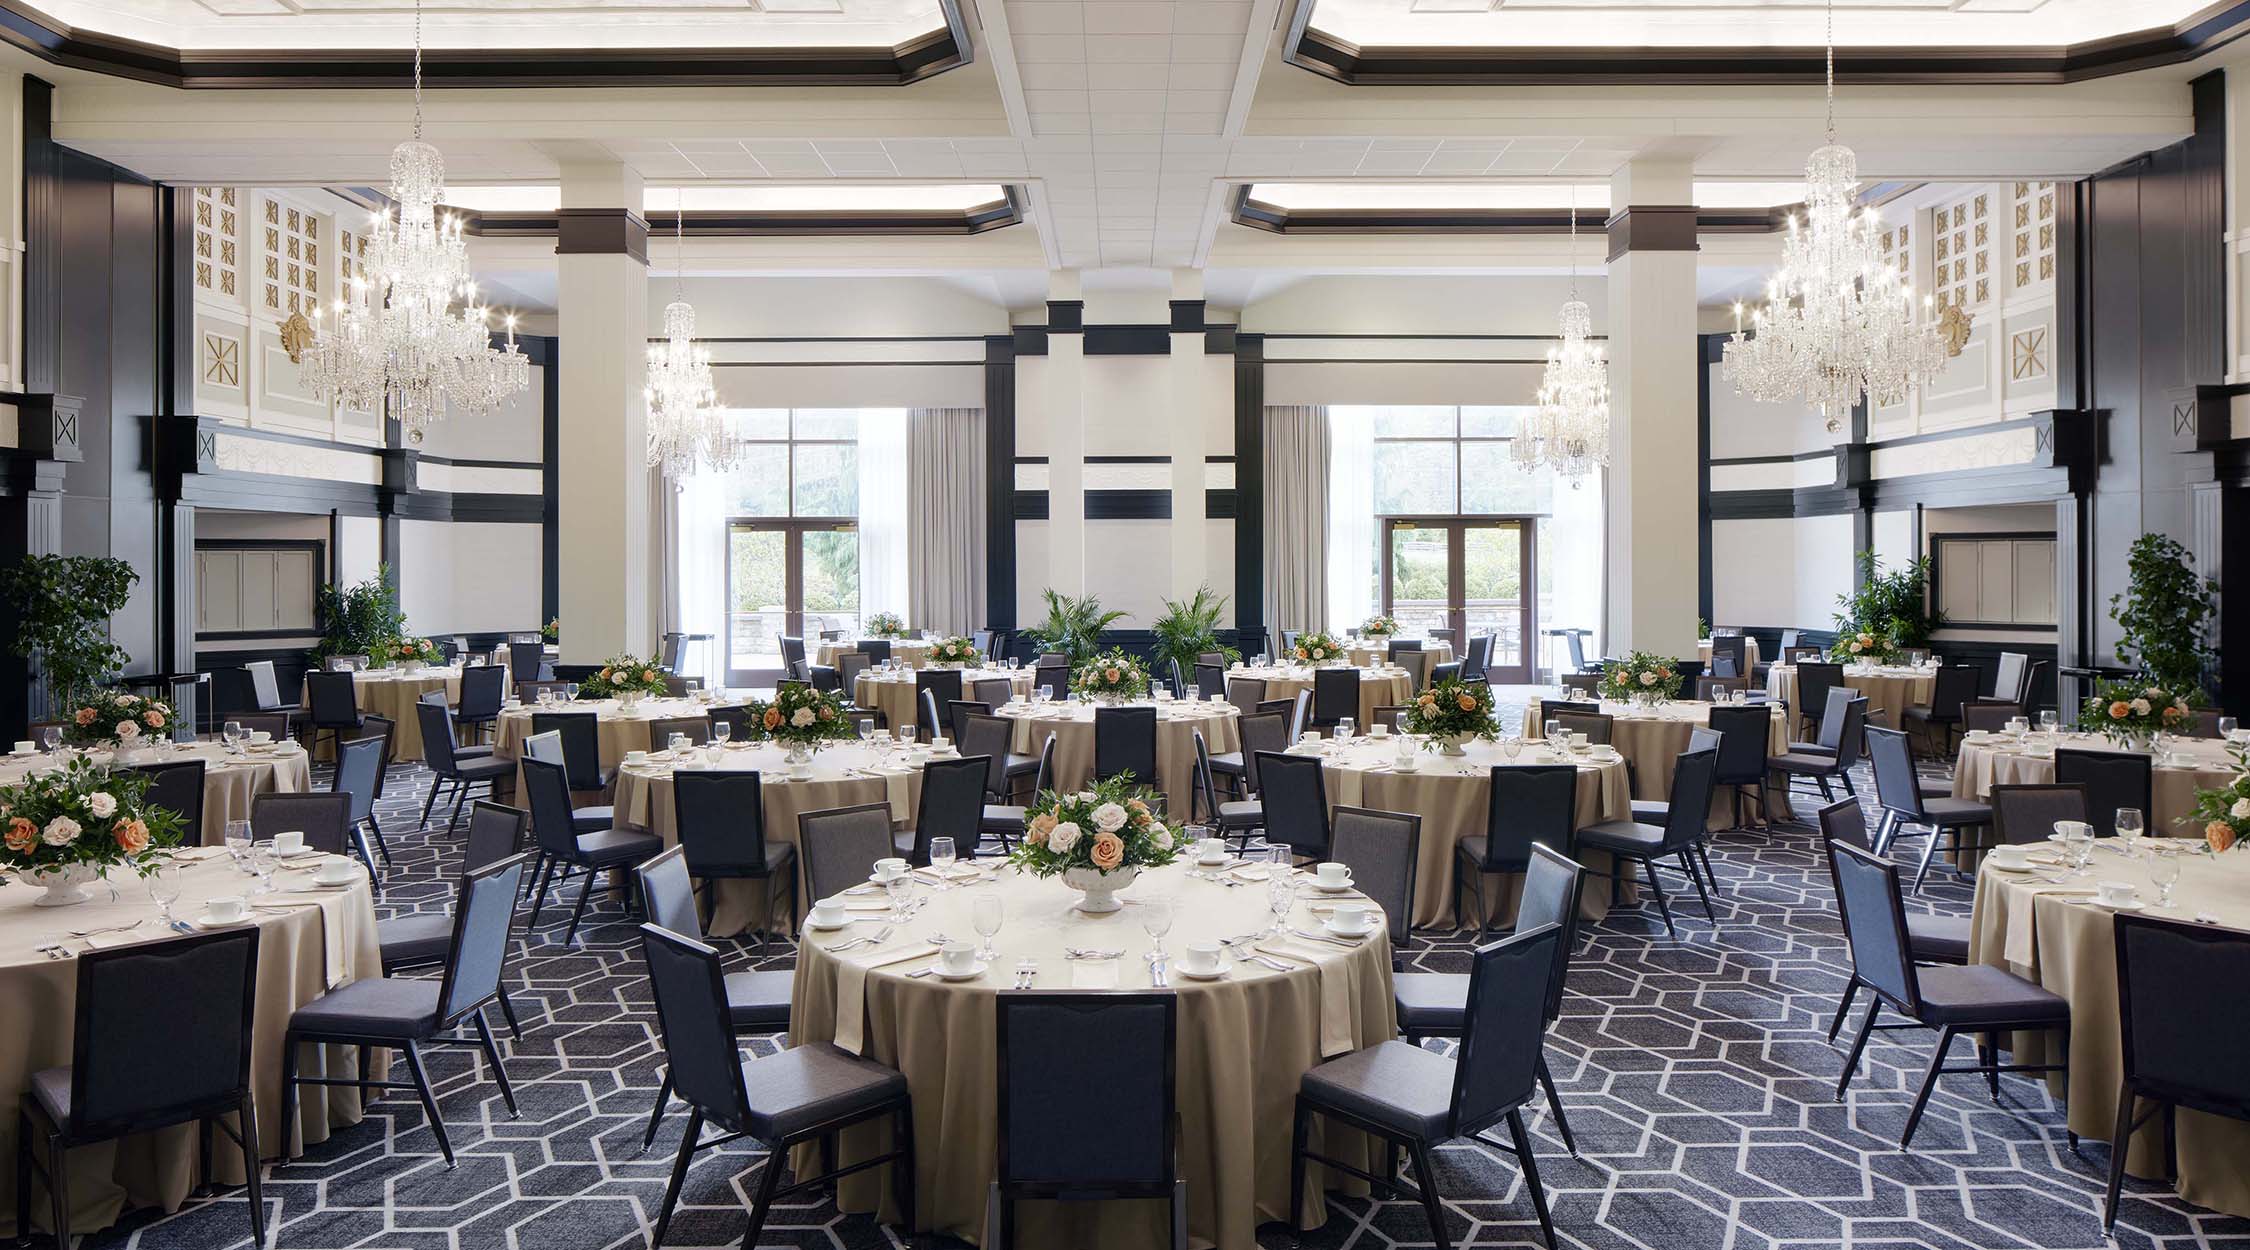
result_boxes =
[855,638,888,663]
[415,698,468,776]
[996,993,1176,1195]
[944,699,988,744]
[836,651,874,695]
[1864,726,1926,821]
[1541,699,1599,719]
[1449,924,1564,1137]
[520,756,585,857]
[1518,847,1583,1023]
[959,712,1016,796]
[1989,783,2091,845]
[916,667,963,718]
[1388,638,1423,655]
[1310,668,1359,728]
[1709,634,1747,679]
[1192,663,1226,700]
[1791,662,1843,732]
[463,802,528,870]
[1256,696,1304,742]
[1461,634,1491,683]
[247,659,287,712]
[799,802,896,901]
[531,713,607,791]
[1430,662,1461,686]
[638,924,754,1132]
[1559,672,1601,697]
[1926,664,1983,724]
[508,641,549,685]
[1033,663,1070,699]
[1236,711,1289,793]
[458,664,506,721]
[1328,806,1420,948]
[250,791,354,856]
[1093,705,1158,785]
[306,670,361,729]
[435,853,529,1024]
[917,688,944,742]
[648,716,711,749]
[67,927,260,1134]
[331,736,383,827]
[1479,764,1576,871]
[1809,685,1856,751]
[1657,748,1721,853]
[1962,699,2025,733]
[134,759,207,834]
[636,845,703,940]
[1815,797,1874,853]
[906,756,988,865]
[707,704,754,740]
[675,771,772,875]
[1548,710,1613,745]
[1226,677,1265,719]
[2114,914,2250,1118]
[1828,840,1922,1015]
[806,664,842,695]
[1707,703,1774,785]
[2055,749,2153,838]
[356,712,398,798]
[1255,751,1330,859]
[973,677,1015,709]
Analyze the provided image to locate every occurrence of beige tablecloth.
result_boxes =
[494,695,755,788]
[0,851,382,1236]
[0,743,314,847]
[1968,845,2250,1218]
[1522,698,1789,827]
[853,669,1032,735]
[1343,639,1454,669]
[1952,734,2237,836]
[1308,736,1632,927]
[788,859,1396,1249]
[993,700,1240,821]
[303,666,463,761]
[818,640,934,669]
[1232,664,1413,729]
[1765,663,1936,729]
[609,741,931,936]
[1696,636,1764,674]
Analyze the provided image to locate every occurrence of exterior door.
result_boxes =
[1383,518,1536,684]
[724,519,858,683]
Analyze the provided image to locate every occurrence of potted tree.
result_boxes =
[2109,533,2217,699]
[0,554,138,722]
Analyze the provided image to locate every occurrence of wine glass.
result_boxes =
[712,721,731,748]
[2221,716,2240,741]
[221,720,243,755]
[1502,736,1524,761]
[147,859,183,926]
[2115,807,2145,854]
[2149,847,2183,909]
[224,819,252,870]
[1140,894,1174,963]
[38,726,60,756]
[884,872,914,922]
[2067,824,2097,876]
[1186,685,1200,703]
[972,888,1004,960]
[1265,867,1296,938]
[2040,710,2060,736]
[1336,717,1356,743]
[929,836,956,884]
[249,843,277,895]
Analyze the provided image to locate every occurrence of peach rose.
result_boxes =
[2162,705,2185,722]
[817,704,834,720]
[1456,693,1476,712]
[73,707,95,726]
[112,817,149,856]
[1025,823,1048,847]
[3,817,34,853]
[762,706,783,731]
[1104,667,1121,683]
[2208,821,2238,854]
[1127,798,1148,815]
[2110,702,2132,720]
[1088,831,1125,870]
[143,709,165,727]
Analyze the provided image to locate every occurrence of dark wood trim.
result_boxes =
[984,334,1016,632]
[1233,183,1788,237]
[1085,455,1171,465]
[1045,300,1084,333]
[1605,205,1702,261]
[0,0,975,88]
[1083,325,1171,356]
[1234,334,1266,654]
[522,334,559,626]
[1084,490,1172,520]
[1013,490,1048,522]
[553,208,649,264]
[21,75,55,395]
[1697,332,1717,625]
[1169,300,1207,333]
[477,186,1023,240]
[1283,0,2250,86]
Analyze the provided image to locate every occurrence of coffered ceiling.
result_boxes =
[18,0,952,49]
[1302,0,2208,49]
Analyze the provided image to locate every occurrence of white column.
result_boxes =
[1043,270,1085,597]
[1168,269,1212,602]
[554,161,651,663]
[1604,159,1703,659]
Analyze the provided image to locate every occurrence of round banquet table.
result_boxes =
[991,698,1239,821]
[1344,639,1452,669]
[853,668,1032,735]
[0,848,382,1237]
[1968,842,2250,1218]
[0,742,313,847]
[1952,731,2237,836]
[302,665,465,761]
[494,694,754,787]
[818,639,933,669]
[609,739,931,936]
[787,859,1397,1249]
[1521,696,1789,827]
[1764,662,1935,730]
[1695,636,1763,673]
[1228,663,1412,729]
[1307,734,1632,928]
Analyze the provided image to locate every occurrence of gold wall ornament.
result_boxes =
[279,311,315,364]
[1938,303,1973,358]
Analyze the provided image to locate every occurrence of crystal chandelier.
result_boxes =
[301,0,529,442]
[645,193,735,480]
[1514,192,1609,485]
[1722,0,1951,432]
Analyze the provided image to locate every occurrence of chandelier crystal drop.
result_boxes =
[299,0,529,442]
[1722,0,1950,433]
[1514,193,1610,484]
[645,195,736,481]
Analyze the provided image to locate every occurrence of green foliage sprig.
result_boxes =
[2110,533,2217,699]
[314,567,409,663]
[0,554,137,709]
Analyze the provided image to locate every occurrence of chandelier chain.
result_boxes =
[1824,0,1835,143]
[412,0,423,143]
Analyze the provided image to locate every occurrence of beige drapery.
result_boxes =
[908,408,987,635]
[1262,404,1329,640]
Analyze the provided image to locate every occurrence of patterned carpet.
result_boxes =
[61,724,2250,1250]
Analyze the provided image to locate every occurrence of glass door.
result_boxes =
[1383,518,1536,684]
[725,520,858,684]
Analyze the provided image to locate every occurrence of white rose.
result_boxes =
[2231,798,2250,820]
[1078,791,1097,803]
[1151,825,1172,850]
[42,816,80,846]
[116,721,139,739]
[86,792,116,818]
[2131,698,2152,716]
[1848,641,1863,653]
[1640,672,1658,687]
[1048,821,1082,853]
[790,707,816,728]
[2146,687,2165,699]
[1092,802,1127,833]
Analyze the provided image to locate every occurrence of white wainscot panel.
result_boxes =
[1919,322,1995,419]
[254,327,332,429]
[211,431,382,484]
[1084,461,1172,491]
[1205,461,1235,491]
[418,461,542,495]
[1708,461,1797,492]
[2000,305,2056,412]
[1870,426,2039,479]
[196,314,249,420]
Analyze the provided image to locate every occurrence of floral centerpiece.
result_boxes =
[1291,631,1345,666]
[1360,614,1400,639]
[1071,649,1151,702]
[0,757,186,905]
[1009,774,1179,913]
[64,689,176,751]
[2187,744,2250,852]
[1830,629,1901,666]
[1403,676,1498,755]
[747,683,858,765]
[929,635,981,667]
[866,612,910,639]
[2081,678,2197,749]
[577,655,669,703]
[542,618,559,642]
[383,635,443,670]
[1602,652,1684,707]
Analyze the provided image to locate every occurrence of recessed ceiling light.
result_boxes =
[438,184,1009,214]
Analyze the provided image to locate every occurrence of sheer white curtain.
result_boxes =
[857,408,911,626]
[1325,406,1376,631]
[672,468,728,687]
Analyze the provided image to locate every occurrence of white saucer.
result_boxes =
[932,959,989,981]
[193,913,246,928]
[867,874,910,886]
[805,916,853,932]
[1323,917,1380,938]
[1986,862,2036,874]
[2093,898,2147,912]
[1196,856,1229,868]
[273,846,321,859]
[1175,960,1230,980]
[1308,877,1357,893]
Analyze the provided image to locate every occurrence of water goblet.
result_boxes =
[1336,717,1356,742]
[38,726,60,756]
[929,836,957,884]
[147,860,183,925]
[884,872,914,922]
[249,843,277,895]
[668,732,691,756]
[1502,737,1524,761]
[2068,825,2097,876]
[2115,807,2145,854]
[2040,710,2060,736]
[1265,869,1295,937]
[224,819,252,870]
[221,720,243,755]
[2222,717,2240,740]
[2149,848,2183,909]
[712,722,732,748]
[1140,894,1175,962]
[972,888,1005,960]
[1186,685,1200,704]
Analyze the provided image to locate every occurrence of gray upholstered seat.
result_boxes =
[1298,1038,1455,1139]
[739,1044,911,1140]
[1575,819,1664,853]
[569,803,616,834]
[1629,800,1667,823]
[1217,799,1262,826]
[1919,797,1994,824]
[723,971,795,1030]
[1767,749,1845,774]
[27,1067,72,1124]
[1913,964,2069,1027]
[1906,914,1972,963]
[1452,834,1490,865]
[285,976,443,1039]
[376,912,453,969]
[1391,973,1467,1036]
[982,803,1026,837]
[574,827,664,865]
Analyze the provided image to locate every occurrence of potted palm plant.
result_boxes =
[1150,586,1237,686]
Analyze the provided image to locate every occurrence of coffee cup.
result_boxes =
[271,830,305,856]
[931,736,952,752]
[9,740,30,755]
[2054,820,2093,842]
[2098,881,2140,907]
[873,857,909,882]
[1328,902,1371,932]
[1569,732,1590,751]
[1369,723,1389,737]
[624,750,648,766]
[810,897,849,927]
[1196,837,1227,863]
[205,895,246,923]
[314,858,359,886]
[247,730,272,745]
[1315,861,1350,888]
[938,941,978,974]
[1299,731,1322,745]
[1988,845,2030,870]
[1178,942,1222,975]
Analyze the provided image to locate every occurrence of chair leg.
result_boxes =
[1507,1108,1557,1250]
[643,1071,674,1150]
[15,1108,32,1248]
[45,1125,68,1250]
[1288,1099,1310,1232]
[365,811,393,866]
[474,1009,517,1118]
[2103,1087,2137,1231]
[1678,852,1717,924]
[893,1099,918,1236]
[495,984,524,1041]
[237,1094,266,1248]
[1835,1000,1880,1099]
[1535,1051,1577,1157]
[278,1033,302,1158]
[1827,977,1863,1044]
[1981,1031,2001,1102]
[1911,830,1944,894]
[651,1106,701,1248]
[419,778,443,830]
[564,863,599,944]
[741,1130,789,1249]
[1899,1026,1956,1149]
[1639,857,1678,940]
[1406,1137,1453,1250]
[1170,1177,1189,1250]
[400,1039,455,1167]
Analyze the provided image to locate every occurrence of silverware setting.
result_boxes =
[65,920,146,939]
[34,941,69,960]
[828,926,893,953]
[1013,960,1038,989]
[1289,927,1362,948]
[1063,947,1123,961]
[1149,958,1169,987]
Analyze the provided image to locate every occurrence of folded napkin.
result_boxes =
[1258,941,1358,1057]
[86,924,165,950]
[2003,882,2098,968]
[832,940,940,1054]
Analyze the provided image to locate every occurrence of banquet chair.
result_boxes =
[1461,635,1491,684]
[707,704,754,741]
[1709,634,1747,680]
[1559,672,1602,698]
[946,699,990,744]
[1453,764,1575,937]
[1256,751,1332,862]
[1546,710,1613,745]
[1328,806,1420,959]
[353,711,415,855]
[231,711,293,742]
[979,731,1057,850]
[1206,712,1289,848]
[1292,924,1563,1250]
[1696,675,1751,701]
[1815,800,1970,1042]
[16,927,266,1249]
[523,730,614,835]
[1309,667,1360,733]
[2188,707,2226,738]
[633,847,795,1148]
[416,699,514,836]
[1540,699,1599,720]
[1576,747,1721,939]
[1766,695,1868,808]
[1260,690,1311,741]
[799,802,899,901]
[251,790,370,874]
[455,663,507,745]
[1755,630,1799,683]
[1395,845,1585,1155]
[917,688,943,740]
[1782,644,1824,664]
[661,674,705,698]
[857,638,890,664]
[1828,840,2070,1148]
[1783,685,1859,758]
[805,664,842,695]
[1094,705,1158,786]
[1992,652,2028,705]
[324,654,369,672]
[989,993,1182,1250]
[1430,662,1461,687]
[898,756,988,866]
[1191,730,1234,827]
[133,758,207,842]
[521,757,663,945]
[1902,663,1983,758]
[1789,662,1844,739]
[1389,639,1425,657]
[378,801,530,1038]
[1962,699,2026,733]
[973,676,1015,710]
[1394,648,1436,694]
[973,629,996,658]
[646,716,710,749]
[673,771,797,948]
[1865,725,1991,891]
[639,924,916,1250]
[1034,652,1068,668]
[1192,662,1227,701]
[1033,661,1070,700]
[327,736,393,888]
[517,679,572,704]
[836,650,875,700]
[1988,783,2090,846]
[778,635,808,673]
[280,854,528,1167]
[1279,629,1301,656]
[2103,914,2250,1229]
[244,657,303,739]
[916,669,963,739]
[1166,658,1188,698]
[531,711,615,796]
[1704,702,1775,832]
[2055,749,2153,839]
[305,669,366,759]
[1564,631,1594,673]
[1371,704,1410,733]
[959,710,1042,802]
[509,640,553,686]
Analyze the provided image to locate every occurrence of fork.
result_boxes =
[829,926,892,953]
[65,921,145,939]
